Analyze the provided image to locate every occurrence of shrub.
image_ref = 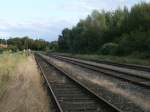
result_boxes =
[99,43,119,55]
[118,31,150,56]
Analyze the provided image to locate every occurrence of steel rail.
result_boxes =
[54,53,150,72]
[36,53,122,112]
[50,55,150,88]
[35,54,64,112]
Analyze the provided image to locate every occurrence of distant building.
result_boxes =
[0,44,8,48]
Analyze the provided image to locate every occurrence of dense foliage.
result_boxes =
[0,37,51,51]
[58,3,150,57]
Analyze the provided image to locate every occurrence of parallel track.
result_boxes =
[54,54,150,72]
[35,53,121,112]
[50,54,150,88]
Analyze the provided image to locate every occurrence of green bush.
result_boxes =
[99,43,119,55]
[8,45,18,52]
[0,48,4,54]
[130,51,150,59]
[118,30,150,56]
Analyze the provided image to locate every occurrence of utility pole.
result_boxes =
[26,39,28,50]
[1,39,2,45]
[25,39,28,50]
[1,37,3,45]
[5,37,7,47]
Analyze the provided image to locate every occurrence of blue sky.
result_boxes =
[0,0,149,41]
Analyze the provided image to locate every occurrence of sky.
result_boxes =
[0,0,149,41]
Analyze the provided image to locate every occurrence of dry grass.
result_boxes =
[84,76,150,111]
[0,52,49,112]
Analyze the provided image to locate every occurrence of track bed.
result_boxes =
[35,54,120,112]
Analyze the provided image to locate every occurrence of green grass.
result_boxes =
[59,53,150,66]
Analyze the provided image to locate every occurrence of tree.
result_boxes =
[7,37,51,51]
[57,2,150,57]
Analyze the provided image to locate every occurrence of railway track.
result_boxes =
[54,54,150,72]
[49,54,150,88]
[35,53,121,112]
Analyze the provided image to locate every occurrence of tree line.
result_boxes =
[0,37,51,51]
[58,2,150,58]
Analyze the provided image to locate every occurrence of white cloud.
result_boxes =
[0,18,74,41]
[0,0,149,41]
